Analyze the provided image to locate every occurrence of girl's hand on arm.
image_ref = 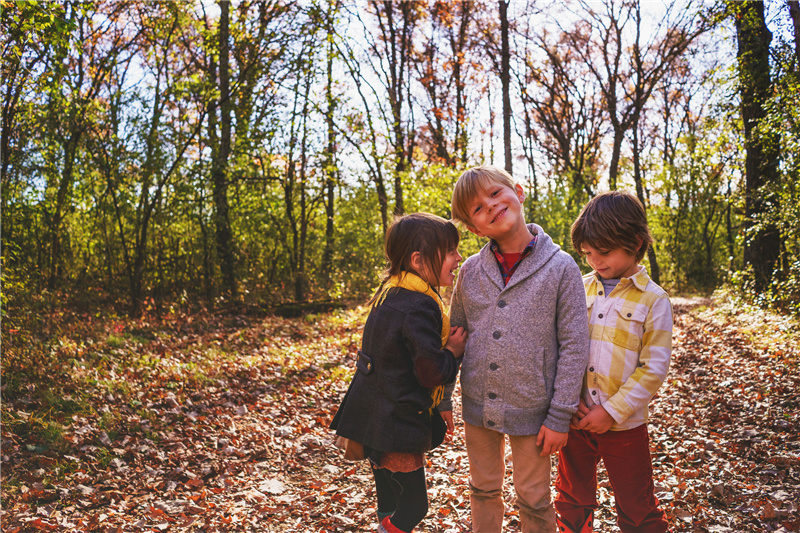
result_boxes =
[445,326,467,358]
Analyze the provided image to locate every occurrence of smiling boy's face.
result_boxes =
[466,182,526,240]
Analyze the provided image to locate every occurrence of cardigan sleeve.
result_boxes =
[543,257,590,433]
[449,264,468,330]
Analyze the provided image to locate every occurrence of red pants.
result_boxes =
[554,425,668,533]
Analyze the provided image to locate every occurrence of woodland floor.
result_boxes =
[1,296,799,532]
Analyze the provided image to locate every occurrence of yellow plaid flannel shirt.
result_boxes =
[582,265,673,431]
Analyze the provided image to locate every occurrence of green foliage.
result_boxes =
[1,0,798,316]
[649,113,745,294]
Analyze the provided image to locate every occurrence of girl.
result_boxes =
[330,213,467,533]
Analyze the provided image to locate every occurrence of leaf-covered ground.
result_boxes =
[1,298,799,532]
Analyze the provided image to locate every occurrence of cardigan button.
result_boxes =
[489,363,499,371]
[497,300,506,308]
[627,313,632,318]
[589,367,594,372]
[591,390,597,395]
[598,313,604,319]
[493,331,501,339]
[487,420,496,427]
[488,392,497,399]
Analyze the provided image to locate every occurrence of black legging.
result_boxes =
[372,465,428,532]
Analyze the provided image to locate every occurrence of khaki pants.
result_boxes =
[465,422,556,533]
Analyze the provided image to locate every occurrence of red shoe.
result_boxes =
[557,512,593,533]
[378,516,409,533]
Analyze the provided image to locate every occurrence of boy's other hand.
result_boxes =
[536,426,568,456]
[446,326,467,358]
[440,410,455,437]
[574,404,614,434]
[570,399,591,429]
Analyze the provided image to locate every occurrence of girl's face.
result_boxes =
[436,247,463,287]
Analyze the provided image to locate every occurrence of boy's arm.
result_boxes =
[602,295,673,424]
[543,261,590,434]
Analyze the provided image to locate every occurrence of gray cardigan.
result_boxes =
[450,223,589,435]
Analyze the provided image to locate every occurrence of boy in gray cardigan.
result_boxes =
[449,165,589,533]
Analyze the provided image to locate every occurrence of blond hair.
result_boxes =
[451,165,517,226]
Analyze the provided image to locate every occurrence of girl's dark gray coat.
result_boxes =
[330,288,460,454]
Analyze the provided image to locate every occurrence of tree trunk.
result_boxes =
[788,1,800,64]
[211,0,237,300]
[48,131,81,289]
[499,0,512,174]
[322,12,337,292]
[736,1,781,292]
[632,118,660,285]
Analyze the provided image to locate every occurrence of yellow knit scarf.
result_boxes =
[374,271,449,410]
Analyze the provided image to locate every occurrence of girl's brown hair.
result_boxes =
[571,191,653,262]
[370,213,460,303]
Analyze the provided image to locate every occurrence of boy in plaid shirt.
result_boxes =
[555,191,673,533]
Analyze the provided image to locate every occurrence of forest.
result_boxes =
[2,0,798,315]
[2,1,800,532]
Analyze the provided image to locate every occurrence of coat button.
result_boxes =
[493,331,501,339]
[589,367,594,372]
[599,291,603,295]
[488,393,497,399]
[498,300,506,308]
[487,420,496,427]
[598,314,604,319]
[489,363,499,371]
[627,313,632,318]
[591,390,597,395]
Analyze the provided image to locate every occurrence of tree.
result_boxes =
[499,0,512,173]
[789,0,800,64]
[1,1,73,269]
[38,2,139,289]
[563,0,707,193]
[321,1,341,292]
[735,0,781,292]
[209,0,237,300]
[516,24,605,205]
[415,0,480,167]
[365,1,423,216]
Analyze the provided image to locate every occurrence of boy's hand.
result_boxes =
[536,425,568,456]
[570,399,591,429]
[445,326,467,358]
[574,404,614,434]
[440,410,455,437]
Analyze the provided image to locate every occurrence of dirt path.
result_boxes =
[1,299,798,532]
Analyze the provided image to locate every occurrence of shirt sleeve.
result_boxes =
[603,295,673,424]
[402,297,461,390]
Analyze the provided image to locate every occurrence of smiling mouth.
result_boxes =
[491,207,507,223]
